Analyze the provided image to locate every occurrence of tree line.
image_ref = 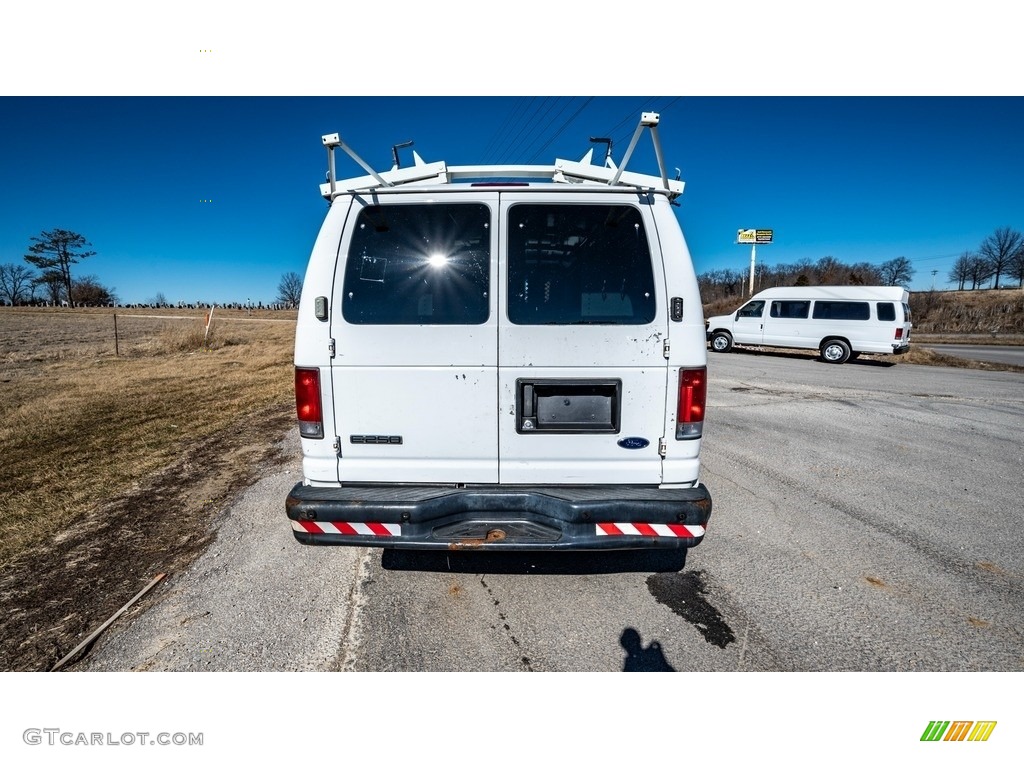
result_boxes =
[699,226,1024,302]
[2,227,306,309]
[0,229,116,306]
[699,255,915,304]
[948,227,1024,290]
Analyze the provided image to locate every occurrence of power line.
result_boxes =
[526,97,595,164]
[495,97,563,165]
[483,97,545,165]
[481,97,534,163]
[503,97,569,165]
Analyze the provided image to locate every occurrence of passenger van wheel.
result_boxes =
[711,332,733,353]
[820,339,851,364]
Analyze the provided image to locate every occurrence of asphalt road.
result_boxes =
[79,350,1024,673]
[923,343,1024,366]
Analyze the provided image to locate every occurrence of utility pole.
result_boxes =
[931,270,937,291]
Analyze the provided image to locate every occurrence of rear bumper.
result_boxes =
[286,482,712,551]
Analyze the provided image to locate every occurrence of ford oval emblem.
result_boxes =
[617,437,650,450]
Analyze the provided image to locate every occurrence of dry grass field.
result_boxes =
[0,307,295,670]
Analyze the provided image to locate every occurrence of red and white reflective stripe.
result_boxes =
[292,520,401,536]
[596,522,705,538]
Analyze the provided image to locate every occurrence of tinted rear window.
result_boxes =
[812,301,870,321]
[877,302,896,321]
[341,203,490,325]
[507,204,656,325]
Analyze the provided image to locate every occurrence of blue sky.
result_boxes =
[2,96,1022,304]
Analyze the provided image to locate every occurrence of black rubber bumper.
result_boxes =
[286,482,712,551]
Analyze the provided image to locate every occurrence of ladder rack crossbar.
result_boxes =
[319,112,684,201]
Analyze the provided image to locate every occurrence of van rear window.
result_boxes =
[877,302,896,321]
[507,204,656,325]
[341,203,491,325]
[812,301,870,321]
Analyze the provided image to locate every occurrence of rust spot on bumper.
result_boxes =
[447,528,507,550]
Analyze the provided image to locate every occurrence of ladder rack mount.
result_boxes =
[320,112,684,201]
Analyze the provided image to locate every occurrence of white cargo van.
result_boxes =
[705,285,912,363]
[286,113,712,551]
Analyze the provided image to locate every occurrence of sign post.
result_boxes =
[736,229,774,295]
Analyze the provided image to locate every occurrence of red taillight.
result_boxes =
[295,367,324,439]
[676,367,706,440]
[895,328,903,339]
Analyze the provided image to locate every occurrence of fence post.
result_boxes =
[204,306,215,347]
[113,312,119,357]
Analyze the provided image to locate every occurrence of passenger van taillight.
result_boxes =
[895,328,904,340]
[295,367,324,439]
[676,367,706,440]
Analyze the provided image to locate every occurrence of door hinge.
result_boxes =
[328,338,336,358]
[332,436,342,455]
[658,437,667,457]
[663,338,671,359]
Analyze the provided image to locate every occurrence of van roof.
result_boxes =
[748,286,910,301]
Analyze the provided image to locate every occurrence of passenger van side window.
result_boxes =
[770,300,810,319]
[812,301,870,321]
[507,204,656,325]
[737,301,764,318]
[341,203,491,325]
[877,302,896,321]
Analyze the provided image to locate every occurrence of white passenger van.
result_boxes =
[286,113,712,551]
[705,285,912,363]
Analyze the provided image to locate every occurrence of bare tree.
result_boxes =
[276,271,303,308]
[948,251,974,290]
[878,257,915,287]
[1010,246,1024,289]
[23,229,96,305]
[814,256,846,284]
[848,262,882,285]
[964,252,994,289]
[0,263,35,304]
[34,270,65,305]
[72,275,118,306]
[977,227,1023,290]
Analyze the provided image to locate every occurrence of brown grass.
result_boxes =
[910,288,1024,334]
[0,308,295,565]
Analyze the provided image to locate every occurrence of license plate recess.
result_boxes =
[516,379,621,434]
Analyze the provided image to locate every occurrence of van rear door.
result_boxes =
[330,193,499,483]
[497,193,669,485]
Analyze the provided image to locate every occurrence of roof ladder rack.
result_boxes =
[319,112,683,201]
[611,112,670,191]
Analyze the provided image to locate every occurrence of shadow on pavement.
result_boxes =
[380,548,688,575]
